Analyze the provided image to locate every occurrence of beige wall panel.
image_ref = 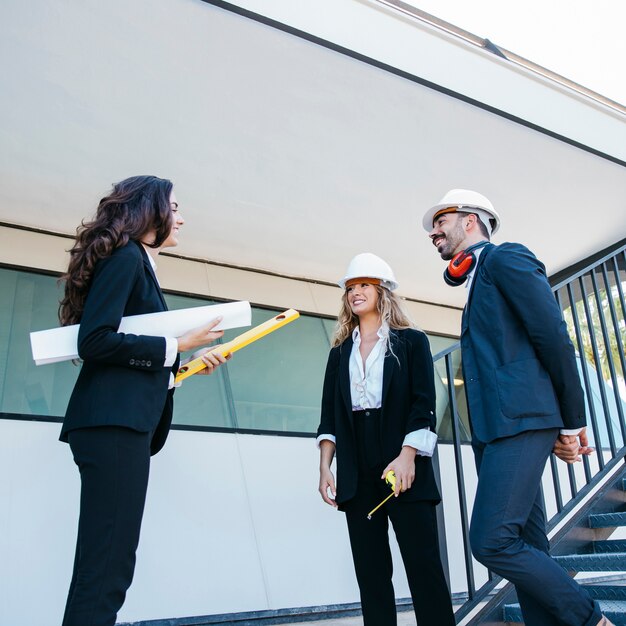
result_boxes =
[205,263,318,313]
[403,299,462,337]
[307,283,342,317]
[0,227,70,273]
[0,226,461,336]
[157,254,211,297]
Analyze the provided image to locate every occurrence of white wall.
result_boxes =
[0,403,608,625]
[0,420,415,625]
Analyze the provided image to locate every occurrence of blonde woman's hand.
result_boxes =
[382,446,416,497]
[319,466,338,508]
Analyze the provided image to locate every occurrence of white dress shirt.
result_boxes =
[144,252,178,388]
[465,245,580,437]
[317,324,438,456]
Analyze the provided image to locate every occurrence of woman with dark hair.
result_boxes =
[59,175,227,626]
[317,253,455,626]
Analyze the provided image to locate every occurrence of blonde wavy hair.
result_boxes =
[332,284,414,348]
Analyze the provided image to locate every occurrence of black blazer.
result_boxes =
[61,240,178,455]
[317,328,441,506]
[461,242,586,444]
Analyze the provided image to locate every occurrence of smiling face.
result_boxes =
[346,281,379,318]
[429,211,468,260]
[160,191,184,249]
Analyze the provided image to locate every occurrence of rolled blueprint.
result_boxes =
[30,300,252,365]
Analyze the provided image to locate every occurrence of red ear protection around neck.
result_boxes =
[443,241,489,287]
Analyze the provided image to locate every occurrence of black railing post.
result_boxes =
[566,282,601,477]
[590,268,626,445]
[600,262,626,391]
[555,288,580,497]
[444,352,476,600]
[610,255,626,321]
[579,274,617,456]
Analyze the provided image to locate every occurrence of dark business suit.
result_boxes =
[318,328,454,626]
[61,240,178,626]
[463,242,600,626]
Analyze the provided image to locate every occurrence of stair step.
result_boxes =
[587,586,626,601]
[590,540,626,554]
[590,512,626,528]
[504,600,626,624]
[555,552,626,571]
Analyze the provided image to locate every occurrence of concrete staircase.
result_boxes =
[502,477,626,625]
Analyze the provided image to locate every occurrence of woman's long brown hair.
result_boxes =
[59,175,174,326]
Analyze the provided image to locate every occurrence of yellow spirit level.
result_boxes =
[175,308,300,384]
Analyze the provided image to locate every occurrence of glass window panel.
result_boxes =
[433,348,470,443]
[428,333,457,356]
[0,268,78,418]
[225,308,331,434]
[321,317,336,345]
[0,266,463,437]
[164,294,233,429]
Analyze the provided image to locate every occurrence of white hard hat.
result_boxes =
[423,189,501,235]
[338,252,398,290]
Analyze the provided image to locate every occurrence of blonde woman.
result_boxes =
[317,253,454,626]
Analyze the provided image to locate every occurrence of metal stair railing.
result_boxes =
[432,241,626,624]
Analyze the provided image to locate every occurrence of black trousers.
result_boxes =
[343,410,455,626]
[62,426,152,626]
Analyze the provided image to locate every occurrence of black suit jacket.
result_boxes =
[61,240,178,455]
[461,242,586,444]
[317,328,441,506]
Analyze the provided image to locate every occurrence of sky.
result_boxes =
[407,0,626,107]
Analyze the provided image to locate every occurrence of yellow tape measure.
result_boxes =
[175,308,300,383]
[367,471,398,520]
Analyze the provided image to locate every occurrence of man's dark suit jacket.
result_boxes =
[317,328,441,507]
[462,242,586,444]
[61,240,177,455]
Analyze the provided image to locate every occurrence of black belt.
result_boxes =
[352,408,382,419]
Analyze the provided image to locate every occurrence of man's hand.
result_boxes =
[553,427,594,464]
[381,446,416,496]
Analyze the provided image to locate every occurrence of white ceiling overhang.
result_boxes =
[0,0,625,308]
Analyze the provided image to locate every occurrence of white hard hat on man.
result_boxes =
[338,252,398,290]
[423,189,501,235]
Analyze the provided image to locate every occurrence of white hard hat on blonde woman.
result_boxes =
[338,253,398,290]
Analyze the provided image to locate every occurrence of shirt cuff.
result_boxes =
[402,428,437,457]
[560,428,583,436]
[168,372,183,390]
[316,434,336,448]
[164,337,178,367]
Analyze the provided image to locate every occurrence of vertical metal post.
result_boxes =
[566,282,602,476]
[610,255,626,321]
[600,262,626,390]
[445,352,476,599]
[590,268,626,445]
[580,274,617,457]
[555,288,579,498]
